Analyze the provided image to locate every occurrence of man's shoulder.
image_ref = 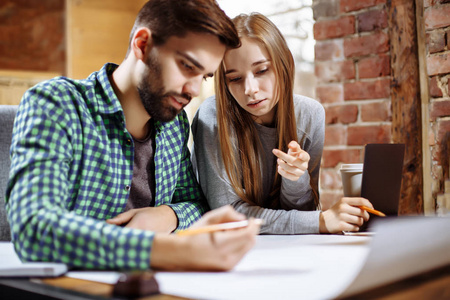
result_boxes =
[25,75,94,104]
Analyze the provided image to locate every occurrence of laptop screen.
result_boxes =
[360,143,405,231]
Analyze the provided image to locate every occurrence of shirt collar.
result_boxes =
[94,63,123,115]
[93,62,177,132]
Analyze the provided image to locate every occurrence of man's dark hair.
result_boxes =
[127,0,239,54]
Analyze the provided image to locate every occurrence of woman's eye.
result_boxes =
[227,77,241,83]
[256,68,268,75]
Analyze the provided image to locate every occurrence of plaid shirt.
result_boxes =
[6,63,207,270]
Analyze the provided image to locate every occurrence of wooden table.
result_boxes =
[1,265,449,300]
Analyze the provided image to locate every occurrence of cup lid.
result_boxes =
[340,163,363,170]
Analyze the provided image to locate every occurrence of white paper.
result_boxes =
[67,271,122,284]
[59,217,450,300]
[156,235,371,300]
[0,242,67,277]
[155,217,450,300]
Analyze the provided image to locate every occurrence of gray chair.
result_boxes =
[0,105,18,241]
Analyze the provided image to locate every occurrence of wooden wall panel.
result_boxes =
[387,0,424,215]
[66,0,147,79]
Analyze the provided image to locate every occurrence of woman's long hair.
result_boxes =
[215,13,297,208]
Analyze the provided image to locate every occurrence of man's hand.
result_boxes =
[150,206,261,271]
[272,141,310,181]
[106,205,178,233]
[319,197,374,233]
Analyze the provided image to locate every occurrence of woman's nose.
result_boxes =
[244,76,258,97]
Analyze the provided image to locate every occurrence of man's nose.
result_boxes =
[182,75,203,98]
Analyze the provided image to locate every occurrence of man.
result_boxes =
[6,0,260,271]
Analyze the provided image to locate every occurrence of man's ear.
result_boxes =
[131,27,153,61]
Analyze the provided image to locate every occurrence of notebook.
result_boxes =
[0,242,67,277]
[359,143,405,232]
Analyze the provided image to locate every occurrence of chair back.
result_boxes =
[0,105,18,241]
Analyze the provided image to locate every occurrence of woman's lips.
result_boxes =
[248,99,266,107]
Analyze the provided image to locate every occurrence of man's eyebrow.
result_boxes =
[225,59,270,75]
[177,51,205,71]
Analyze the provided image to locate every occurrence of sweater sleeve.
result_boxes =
[279,95,325,213]
[191,96,324,234]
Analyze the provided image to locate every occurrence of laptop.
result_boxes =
[359,143,405,232]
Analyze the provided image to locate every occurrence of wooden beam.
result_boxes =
[415,0,434,215]
[387,0,423,214]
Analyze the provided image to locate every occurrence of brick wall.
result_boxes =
[0,0,65,105]
[313,0,450,213]
[0,0,65,73]
[424,0,450,214]
[313,0,391,209]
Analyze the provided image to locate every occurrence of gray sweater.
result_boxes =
[191,95,325,234]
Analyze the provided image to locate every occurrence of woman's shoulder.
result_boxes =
[293,94,325,120]
[197,95,217,115]
[192,95,218,132]
[293,94,324,112]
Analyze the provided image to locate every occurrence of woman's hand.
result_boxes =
[319,197,374,233]
[272,141,310,181]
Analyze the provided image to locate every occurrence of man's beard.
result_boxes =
[137,50,191,122]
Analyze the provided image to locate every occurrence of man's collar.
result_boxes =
[95,63,123,115]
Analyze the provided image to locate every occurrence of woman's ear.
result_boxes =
[131,27,153,61]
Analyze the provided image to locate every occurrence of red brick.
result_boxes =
[342,60,356,80]
[314,16,355,40]
[0,1,65,73]
[429,76,444,98]
[340,0,386,13]
[357,9,388,32]
[344,31,389,58]
[424,4,450,30]
[447,29,450,49]
[322,148,362,168]
[347,124,391,145]
[429,124,436,146]
[315,60,355,82]
[344,79,390,100]
[361,100,391,121]
[325,104,358,124]
[426,30,446,54]
[316,84,344,103]
[315,40,344,61]
[427,52,450,76]
[313,0,340,20]
[325,125,347,146]
[431,99,450,120]
[437,119,450,143]
[358,54,390,78]
[320,169,343,190]
[424,0,434,7]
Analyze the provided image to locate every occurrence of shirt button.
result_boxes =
[125,185,130,191]
[126,139,132,146]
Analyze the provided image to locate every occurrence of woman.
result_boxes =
[191,13,373,234]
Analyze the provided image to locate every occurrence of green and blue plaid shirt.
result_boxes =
[6,63,207,270]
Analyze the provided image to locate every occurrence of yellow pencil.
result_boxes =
[176,219,264,236]
[359,205,386,217]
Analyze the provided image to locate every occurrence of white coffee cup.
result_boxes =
[340,163,363,197]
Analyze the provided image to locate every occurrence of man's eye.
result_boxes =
[182,61,194,71]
